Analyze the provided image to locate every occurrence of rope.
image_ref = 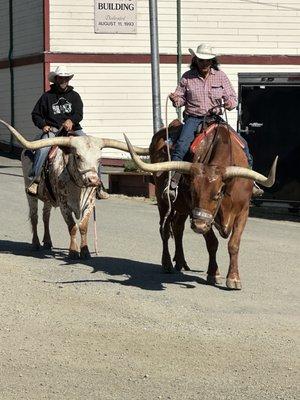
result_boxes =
[93,205,99,255]
[161,95,173,232]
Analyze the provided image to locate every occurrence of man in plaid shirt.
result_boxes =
[170,43,237,160]
[165,43,261,200]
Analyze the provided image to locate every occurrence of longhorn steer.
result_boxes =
[0,119,149,258]
[124,122,277,290]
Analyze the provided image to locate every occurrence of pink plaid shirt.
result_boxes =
[172,68,237,116]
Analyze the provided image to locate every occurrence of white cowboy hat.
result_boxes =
[188,43,217,60]
[48,65,74,83]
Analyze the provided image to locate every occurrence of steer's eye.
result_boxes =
[213,191,221,201]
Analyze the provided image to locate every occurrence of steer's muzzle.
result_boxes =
[190,208,213,234]
[84,172,101,187]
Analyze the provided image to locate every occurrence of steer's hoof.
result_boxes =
[69,250,80,260]
[226,278,242,290]
[162,264,174,274]
[31,242,41,251]
[207,274,222,285]
[80,246,91,259]
[43,241,53,250]
[175,262,190,272]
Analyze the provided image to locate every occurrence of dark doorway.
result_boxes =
[238,74,300,205]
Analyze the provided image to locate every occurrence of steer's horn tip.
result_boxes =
[271,155,279,174]
[123,134,133,150]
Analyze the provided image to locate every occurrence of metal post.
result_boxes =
[9,0,15,151]
[149,0,163,134]
[176,0,182,120]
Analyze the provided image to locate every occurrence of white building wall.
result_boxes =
[50,0,300,56]
[50,62,300,159]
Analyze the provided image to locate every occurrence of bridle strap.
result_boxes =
[191,190,225,226]
[64,153,97,188]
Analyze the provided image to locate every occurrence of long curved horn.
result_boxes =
[97,137,149,156]
[123,134,192,174]
[0,119,73,149]
[223,156,278,187]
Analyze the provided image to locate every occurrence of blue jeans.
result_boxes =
[237,133,253,168]
[172,116,203,161]
[30,129,86,179]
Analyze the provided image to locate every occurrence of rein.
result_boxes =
[191,188,225,226]
[192,108,233,226]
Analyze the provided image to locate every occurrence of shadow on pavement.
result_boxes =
[0,239,230,292]
[59,256,208,291]
[0,239,67,259]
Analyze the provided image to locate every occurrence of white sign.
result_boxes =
[94,0,137,34]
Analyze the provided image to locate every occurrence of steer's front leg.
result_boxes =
[60,204,79,259]
[78,195,95,259]
[226,208,249,290]
[203,228,221,285]
[159,204,174,273]
[172,212,190,271]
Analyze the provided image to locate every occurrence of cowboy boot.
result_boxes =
[162,171,181,202]
[96,183,110,200]
[252,182,264,197]
[26,178,39,197]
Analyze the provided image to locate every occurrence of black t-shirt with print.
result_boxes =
[31,84,83,131]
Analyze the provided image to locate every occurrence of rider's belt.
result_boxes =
[184,113,204,119]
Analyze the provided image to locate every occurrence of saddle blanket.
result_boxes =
[190,123,246,154]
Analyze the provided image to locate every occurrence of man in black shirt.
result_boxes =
[28,66,108,199]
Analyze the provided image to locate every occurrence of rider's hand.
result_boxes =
[62,119,73,132]
[169,93,180,108]
[42,125,51,133]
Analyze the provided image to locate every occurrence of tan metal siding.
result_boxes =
[13,64,44,145]
[0,69,12,145]
[0,0,10,59]
[12,0,43,57]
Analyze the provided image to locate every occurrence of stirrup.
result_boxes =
[162,184,178,203]
[26,181,39,197]
[252,182,264,198]
[96,186,110,200]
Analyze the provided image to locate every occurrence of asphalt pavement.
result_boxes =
[0,153,299,400]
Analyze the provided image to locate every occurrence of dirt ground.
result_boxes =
[0,156,299,399]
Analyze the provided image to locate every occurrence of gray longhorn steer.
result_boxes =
[0,119,149,258]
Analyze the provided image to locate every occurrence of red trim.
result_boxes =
[43,0,50,52]
[219,55,300,65]
[0,54,43,69]
[1,53,300,70]
[102,158,124,167]
[44,61,50,91]
[44,53,300,65]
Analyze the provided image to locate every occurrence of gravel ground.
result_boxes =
[0,155,299,400]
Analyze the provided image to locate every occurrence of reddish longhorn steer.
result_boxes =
[0,119,148,258]
[124,122,277,290]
